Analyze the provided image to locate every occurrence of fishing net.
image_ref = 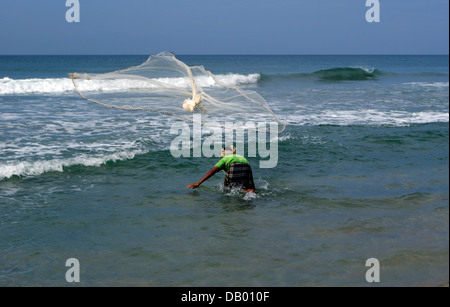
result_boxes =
[69,52,285,132]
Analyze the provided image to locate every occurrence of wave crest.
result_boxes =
[314,67,381,81]
[0,149,147,181]
[284,110,449,127]
[260,67,382,82]
[0,73,260,95]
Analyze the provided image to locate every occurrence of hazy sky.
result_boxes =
[0,0,448,55]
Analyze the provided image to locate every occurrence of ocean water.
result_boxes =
[0,55,448,286]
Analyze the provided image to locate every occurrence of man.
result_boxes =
[187,146,256,193]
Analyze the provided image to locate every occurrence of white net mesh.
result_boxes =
[69,52,285,132]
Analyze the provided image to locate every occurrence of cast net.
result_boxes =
[69,52,285,132]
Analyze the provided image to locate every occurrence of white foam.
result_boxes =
[352,66,376,74]
[0,74,261,95]
[0,113,21,120]
[0,149,147,181]
[215,73,260,86]
[404,82,449,88]
[277,133,295,142]
[243,191,258,200]
[285,110,449,126]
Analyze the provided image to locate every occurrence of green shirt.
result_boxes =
[215,154,249,172]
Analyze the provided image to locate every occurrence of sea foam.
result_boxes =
[0,149,147,181]
[0,74,260,95]
[285,110,449,126]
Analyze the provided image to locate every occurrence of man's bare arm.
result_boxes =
[187,166,220,189]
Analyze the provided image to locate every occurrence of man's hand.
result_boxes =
[187,166,220,190]
[187,183,200,189]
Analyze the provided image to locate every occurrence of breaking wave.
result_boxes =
[0,73,261,95]
[260,67,383,82]
[0,149,148,181]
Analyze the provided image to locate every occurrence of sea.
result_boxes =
[0,55,448,286]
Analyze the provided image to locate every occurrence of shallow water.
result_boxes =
[0,55,448,286]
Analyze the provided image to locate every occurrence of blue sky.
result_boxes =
[0,0,448,55]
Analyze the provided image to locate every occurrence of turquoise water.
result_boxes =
[0,55,448,286]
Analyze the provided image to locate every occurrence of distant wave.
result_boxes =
[260,67,383,82]
[0,73,260,95]
[403,81,449,88]
[0,149,147,181]
[284,110,449,127]
[313,67,382,81]
[3,67,447,95]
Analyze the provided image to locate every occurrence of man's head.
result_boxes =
[221,145,236,157]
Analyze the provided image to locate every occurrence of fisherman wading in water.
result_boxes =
[187,146,256,194]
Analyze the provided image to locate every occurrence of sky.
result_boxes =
[0,0,448,55]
